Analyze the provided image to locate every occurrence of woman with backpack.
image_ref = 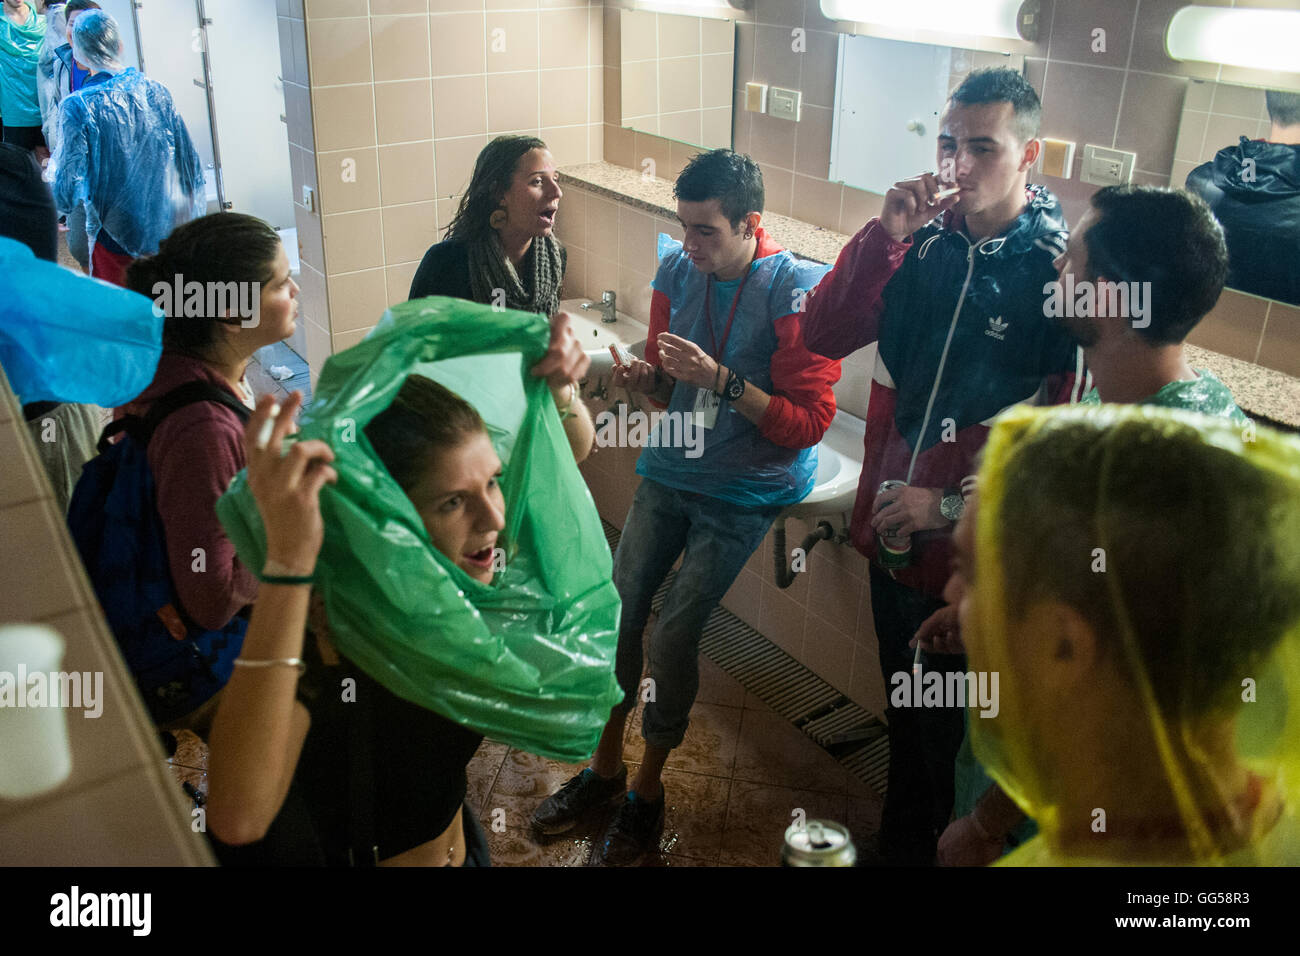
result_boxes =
[115,212,299,732]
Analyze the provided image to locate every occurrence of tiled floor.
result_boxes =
[167,619,883,867]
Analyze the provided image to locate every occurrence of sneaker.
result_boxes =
[599,789,665,866]
[532,765,628,835]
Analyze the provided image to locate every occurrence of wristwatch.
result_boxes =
[940,487,965,523]
[723,368,746,402]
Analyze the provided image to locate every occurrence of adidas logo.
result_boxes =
[985,315,1009,340]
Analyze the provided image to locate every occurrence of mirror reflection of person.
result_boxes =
[409,135,595,462]
[1184,90,1300,306]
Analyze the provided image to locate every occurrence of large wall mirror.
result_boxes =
[1172,81,1299,307]
[619,9,735,151]
[829,36,1022,195]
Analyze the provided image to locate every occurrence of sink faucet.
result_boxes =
[581,290,618,324]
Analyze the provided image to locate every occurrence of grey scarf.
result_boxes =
[467,231,565,316]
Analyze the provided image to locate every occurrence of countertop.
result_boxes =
[560,162,1299,430]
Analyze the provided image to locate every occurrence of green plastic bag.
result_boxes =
[217,297,624,761]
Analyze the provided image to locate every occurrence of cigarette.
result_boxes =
[256,403,281,450]
[933,186,961,200]
[912,641,923,677]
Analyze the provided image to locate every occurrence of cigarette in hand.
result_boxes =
[933,186,961,200]
[256,403,281,450]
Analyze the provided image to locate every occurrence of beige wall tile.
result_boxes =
[304,314,333,374]
[560,243,585,298]
[323,208,385,273]
[307,18,372,86]
[603,65,621,126]
[793,173,842,232]
[701,16,733,56]
[633,132,671,181]
[381,200,439,264]
[316,147,381,214]
[430,12,488,77]
[434,134,489,199]
[294,201,326,270]
[305,0,367,20]
[760,162,793,217]
[659,110,701,147]
[617,205,656,273]
[657,11,700,59]
[748,111,795,170]
[485,11,539,73]
[620,10,657,63]
[585,252,619,309]
[430,0,482,11]
[700,53,733,110]
[604,122,634,167]
[586,193,619,252]
[0,500,84,621]
[553,183,584,247]
[371,15,431,82]
[433,75,487,139]
[372,0,426,14]
[327,268,390,333]
[311,84,376,151]
[622,59,658,119]
[801,30,838,110]
[793,104,831,179]
[332,326,376,352]
[1258,301,1300,378]
[758,581,805,658]
[1173,109,1208,165]
[839,187,883,234]
[540,68,589,128]
[701,107,730,150]
[540,124,587,167]
[375,79,434,143]
[379,141,437,204]
[616,266,654,324]
[539,7,588,70]
[659,57,701,114]
[487,71,540,133]
[386,260,422,306]
[1185,289,1268,362]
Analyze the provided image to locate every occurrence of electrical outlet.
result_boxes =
[1080,145,1136,186]
[769,87,802,122]
[745,82,768,113]
[301,185,315,213]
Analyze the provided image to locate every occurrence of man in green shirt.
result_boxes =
[927,184,1251,865]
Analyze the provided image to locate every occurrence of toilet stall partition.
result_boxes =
[216,298,624,762]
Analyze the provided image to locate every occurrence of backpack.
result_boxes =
[67,380,253,725]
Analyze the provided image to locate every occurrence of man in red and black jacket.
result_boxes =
[802,68,1087,865]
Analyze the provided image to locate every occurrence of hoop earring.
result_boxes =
[489,209,508,230]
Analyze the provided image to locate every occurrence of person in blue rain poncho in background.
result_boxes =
[51,9,204,285]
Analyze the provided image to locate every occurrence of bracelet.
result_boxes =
[233,657,307,675]
[555,381,577,421]
[712,363,724,396]
[259,558,315,586]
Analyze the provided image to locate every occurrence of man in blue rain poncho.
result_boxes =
[51,9,205,285]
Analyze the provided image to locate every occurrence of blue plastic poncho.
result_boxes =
[0,2,45,128]
[0,236,163,406]
[217,299,625,762]
[51,56,204,257]
[68,8,122,74]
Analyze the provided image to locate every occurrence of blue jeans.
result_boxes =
[612,479,779,750]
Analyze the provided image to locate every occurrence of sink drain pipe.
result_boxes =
[773,516,836,589]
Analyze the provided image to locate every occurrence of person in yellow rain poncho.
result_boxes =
[953,403,1300,865]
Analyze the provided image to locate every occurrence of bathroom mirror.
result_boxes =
[619,9,735,151]
[829,34,1023,195]
[1171,81,1299,306]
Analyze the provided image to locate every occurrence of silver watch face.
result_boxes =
[941,494,964,522]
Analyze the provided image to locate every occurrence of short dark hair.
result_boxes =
[673,149,764,228]
[444,135,548,244]
[995,409,1300,719]
[1265,90,1300,128]
[65,1,103,15]
[365,374,487,494]
[948,67,1042,144]
[1083,185,1228,346]
[126,212,281,359]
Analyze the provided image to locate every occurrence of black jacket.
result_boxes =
[1185,137,1300,306]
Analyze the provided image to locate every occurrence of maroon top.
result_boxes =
[119,352,258,630]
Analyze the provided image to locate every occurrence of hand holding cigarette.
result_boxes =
[880,171,963,243]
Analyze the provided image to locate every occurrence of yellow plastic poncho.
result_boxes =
[966,404,1300,866]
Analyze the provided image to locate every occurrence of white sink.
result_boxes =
[782,409,866,521]
[560,297,649,381]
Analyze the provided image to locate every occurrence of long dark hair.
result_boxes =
[443,135,548,244]
[365,374,487,494]
[126,212,280,359]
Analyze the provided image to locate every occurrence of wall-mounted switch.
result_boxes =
[769,86,802,122]
[301,185,315,213]
[1039,138,1076,178]
[745,82,768,113]
[1080,145,1136,187]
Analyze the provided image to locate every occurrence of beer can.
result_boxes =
[876,479,912,569]
[782,819,857,867]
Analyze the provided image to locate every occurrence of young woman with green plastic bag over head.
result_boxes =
[410,134,594,462]
[207,369,585,866]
